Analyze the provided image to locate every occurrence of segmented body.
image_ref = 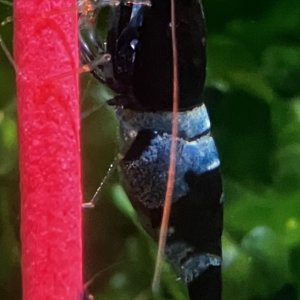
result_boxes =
[79,0,223,299]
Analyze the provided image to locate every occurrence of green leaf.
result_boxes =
[241,227,290,298]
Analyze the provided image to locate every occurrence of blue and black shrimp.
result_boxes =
[79,0,223,299]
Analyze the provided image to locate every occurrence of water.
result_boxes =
[1,0,299,299]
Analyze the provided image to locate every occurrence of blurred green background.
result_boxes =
[1,0,300,299]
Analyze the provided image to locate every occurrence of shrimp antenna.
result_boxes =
[0,11,16,71]
[152,0,179,293]
[0,33,16,70]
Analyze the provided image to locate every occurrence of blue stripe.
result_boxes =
[117,104,211,139]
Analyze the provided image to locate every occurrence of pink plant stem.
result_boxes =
[14,1,83,299]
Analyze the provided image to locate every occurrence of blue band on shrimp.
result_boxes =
[165,240,222,283]
[117,104,211,139]
[119,105,220,208]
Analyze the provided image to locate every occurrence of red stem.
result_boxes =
[14,1,83,300]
